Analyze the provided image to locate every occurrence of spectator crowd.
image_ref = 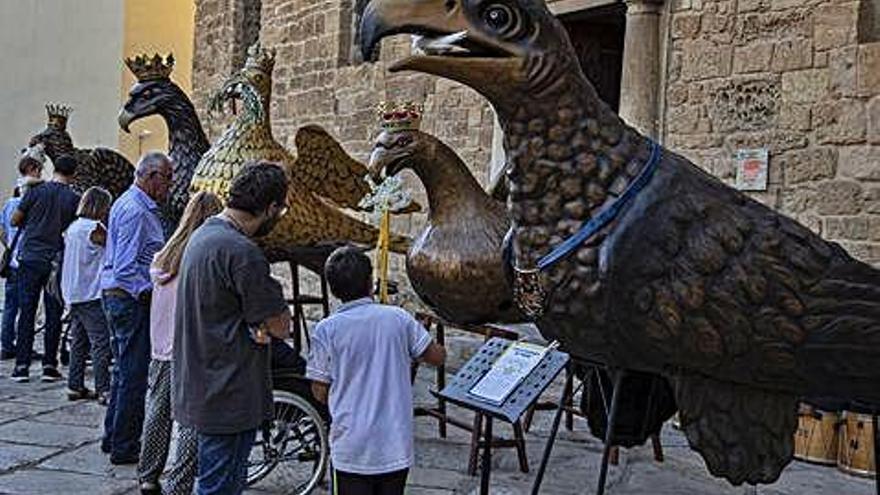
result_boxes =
[1,148,445,495]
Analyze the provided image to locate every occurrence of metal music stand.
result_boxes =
[437,337,569,495]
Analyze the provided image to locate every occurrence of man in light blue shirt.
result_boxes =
[100,151,171,465]
[307,247,445,495]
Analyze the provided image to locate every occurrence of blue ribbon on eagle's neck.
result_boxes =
[533,139,662,271]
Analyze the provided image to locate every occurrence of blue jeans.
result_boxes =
[102,292,151,461]
[15,260,63,369]
[1,267,19,354]
[197,429,256,495]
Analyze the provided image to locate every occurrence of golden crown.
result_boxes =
[377,101,422,133]
[244,42,275,73]
[125,53,174,81]
[46,103,72,129]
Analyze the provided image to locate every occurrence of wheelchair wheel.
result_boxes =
[246,389,329,494]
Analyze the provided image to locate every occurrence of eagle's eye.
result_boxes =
[485,5,511,29]
[482,3,524,39]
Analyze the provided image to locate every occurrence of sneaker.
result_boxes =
[139,481,162,495]
[97,392,110,406]
[41,367,63,382]
[67,387,96,401]
[10,367,29,382]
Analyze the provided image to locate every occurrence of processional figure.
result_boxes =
[188,42,410,271]
[360,0,880,487]
[119,53,211,233]
[119,49,406,267]
[368,101,523,325]
[29,104,134,198]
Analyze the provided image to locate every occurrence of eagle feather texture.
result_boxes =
[603,151,880,483]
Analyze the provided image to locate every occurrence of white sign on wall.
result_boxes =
[734,148,769,191]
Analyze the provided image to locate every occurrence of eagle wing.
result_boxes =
[81,148,134,199]
[601,152,880,484]
[291,125,371,209]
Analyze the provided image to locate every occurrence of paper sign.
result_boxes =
[469,342,549,405]
[735,148,769,191]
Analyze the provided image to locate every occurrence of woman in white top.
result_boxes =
[61,186,112,401]
[138,191,222,495]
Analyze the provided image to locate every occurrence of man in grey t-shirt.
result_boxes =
[173,162,291,495]
[307,247,446,495]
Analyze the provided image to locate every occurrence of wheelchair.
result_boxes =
[245,350,330,494]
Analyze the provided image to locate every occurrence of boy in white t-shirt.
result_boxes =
[307,246,446,495]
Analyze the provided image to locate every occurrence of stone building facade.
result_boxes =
[665,0,880,264]
[191,0,880,267]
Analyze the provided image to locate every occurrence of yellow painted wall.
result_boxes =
[118,0,196,162]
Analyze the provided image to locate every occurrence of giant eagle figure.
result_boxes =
[360,0,880,485]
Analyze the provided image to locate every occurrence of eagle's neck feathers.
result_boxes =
[498,67,651,313]
[413,141,501,222]
[161,98,210,165]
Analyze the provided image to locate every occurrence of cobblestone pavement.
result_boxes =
[0,334,875,495]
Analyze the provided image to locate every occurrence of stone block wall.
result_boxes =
[192,0,497,185]
[192,0,498,311]
[192,0,880,281]
[664,0,880,264]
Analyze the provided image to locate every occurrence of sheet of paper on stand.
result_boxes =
[469,341,558,405]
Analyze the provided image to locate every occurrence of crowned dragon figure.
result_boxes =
[29,104,134,198]
[368,101,521,324]
[360,0,880,486]
[189,42,409,268]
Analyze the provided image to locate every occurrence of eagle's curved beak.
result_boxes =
[359,0,523,98]
[118,109,135,133]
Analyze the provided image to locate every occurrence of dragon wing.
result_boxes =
[291,125,371,209]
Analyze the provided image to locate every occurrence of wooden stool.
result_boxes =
[413,314,449,437]
[522,364,578,432]
[608,435,664,465]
